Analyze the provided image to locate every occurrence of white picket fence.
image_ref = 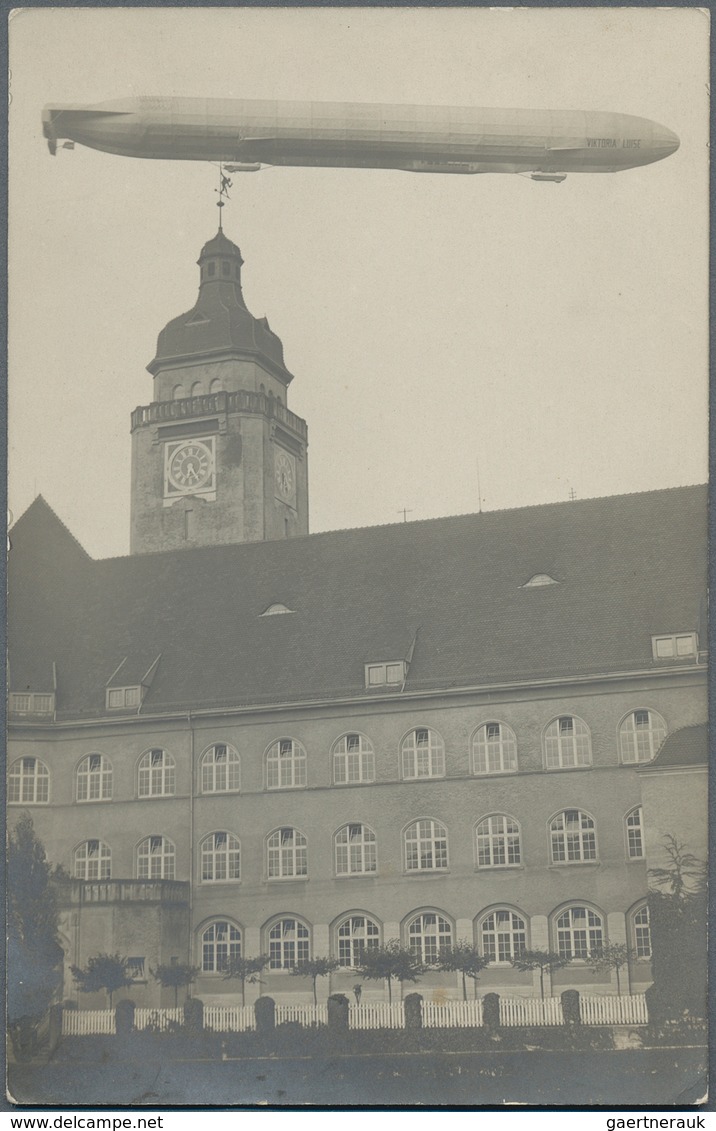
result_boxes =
[349,1002,405,1030]
[423,999,483,1028]
[59,993,648,1035]
[500,996,564,1027]
[580,994,648,1026]
[62,1008,115,1036]
[276,1003,328,1027]
[134,1007,184,1031]
[204,1004,256,1032]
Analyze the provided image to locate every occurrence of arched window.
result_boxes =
[555,905,604,960]
[266,738,306,790]
[550,809,597,863]
[74,840,111,880]
[201,920,241,973]
[335,915,381,967]
[209,378,223,394]
[172,384,185,400]
[479,909,528,963]
[201,743,240,794]
[476,814,521,868]
[136,835,175,880]
[334,824,377,876]
[619,710,667,763]
[333,733,375,784]
[404,819,448,872]
[8,756,49,804]
[201,832,241,882]
[76,754,113,802]
[267,827,308,879]
[401,728,445,780]
[268,918,310,969]
[471,722,518,775]
[631,903,652,959]
[625,807,644,859]
[190,381,203,397]
[544,716,592,769]
[406,912,452,964]
[137,749,175,797]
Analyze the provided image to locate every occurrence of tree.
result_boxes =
[71,954,133,1008]
[290,957,339,1005]
[358,940,423,1003]
[589,943,634,996]
[437,942,490,1001]
[151,962,201,1007]
[649,834,706,898]
[510,950,570,1000]
[7,814,65,1055]
[647,834,707,1020]
[222,955,270,1006]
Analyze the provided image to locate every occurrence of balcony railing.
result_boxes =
[131,391,307,440]
[58,879,189,905]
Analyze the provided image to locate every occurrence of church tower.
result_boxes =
[130,229,308,553]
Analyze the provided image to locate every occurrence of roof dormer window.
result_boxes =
[651,633,698,661]
[260,603,294,616]
[9,692,55,717]
[365,661,406,689]
[106,686,143,710]
[522,574,559,588]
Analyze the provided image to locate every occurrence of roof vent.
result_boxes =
[522,574,559,588]
[260,603,294,617]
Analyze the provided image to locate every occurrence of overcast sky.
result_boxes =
[9,7,709,559]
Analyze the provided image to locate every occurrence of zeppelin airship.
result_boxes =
[42,97,679,180]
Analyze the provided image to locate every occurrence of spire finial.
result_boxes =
[215,163,232,231]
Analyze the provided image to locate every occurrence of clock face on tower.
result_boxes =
[164,437,216,499]
[274,448,296,505]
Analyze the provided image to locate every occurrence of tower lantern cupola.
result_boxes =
[130,229,309,554]
[197,228,245,291]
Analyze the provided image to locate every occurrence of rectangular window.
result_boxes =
[9,692,55,715]
[364,661,406,688]
[652,633,697,660]
[107,686,143,709]
[127,958,146,981]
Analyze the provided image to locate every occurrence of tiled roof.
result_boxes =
[642,723,709,768]
[8,485,706,720]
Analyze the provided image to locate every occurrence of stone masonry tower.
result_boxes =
[130,229,308,553]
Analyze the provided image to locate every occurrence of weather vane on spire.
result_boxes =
[215,163,233,230]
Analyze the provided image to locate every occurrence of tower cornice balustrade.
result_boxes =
[131,389,307,441]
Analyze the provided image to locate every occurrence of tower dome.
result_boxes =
[147,228,294,388]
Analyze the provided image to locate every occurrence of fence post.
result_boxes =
[404,993,423,1030]
[483,993,500,1031]
[183,997,204,1033]
[48,1004,63,1053]
[561,989,581,1025]
[327,994,350,1031]
[254,995,275,1033]
[115,999,135,1037]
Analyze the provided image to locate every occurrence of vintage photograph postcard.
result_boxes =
[6,5,709,1109]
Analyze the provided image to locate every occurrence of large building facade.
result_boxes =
[7,230,708,1009]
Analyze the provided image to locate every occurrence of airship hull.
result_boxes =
[42,97,679,176]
